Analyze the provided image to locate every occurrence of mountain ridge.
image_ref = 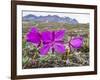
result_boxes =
[23,14,79,25]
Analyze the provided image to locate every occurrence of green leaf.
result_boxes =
[22,56,29,64]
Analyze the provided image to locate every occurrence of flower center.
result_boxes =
[51,41,55,46]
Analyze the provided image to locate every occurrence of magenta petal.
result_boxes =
[54,30,66,41]
[26,27,41,45]
[70,37,83,49]
[41,31,52,43]
[27,32,41,43]
[39,45,50,56]
[54,43,66,54]
[30,27,39,32]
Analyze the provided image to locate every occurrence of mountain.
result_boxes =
[22,14,79,25]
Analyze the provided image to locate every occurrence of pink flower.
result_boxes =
[26,27,41,47]
[40,30,66,56]
[69,36,83,49]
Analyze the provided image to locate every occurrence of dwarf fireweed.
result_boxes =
[26,27,83,56]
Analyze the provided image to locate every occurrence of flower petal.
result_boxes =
[54,43,66,54]
[26,27,41,45]
[30,27,39,32]
[41,31,53,43]
[70,37,83,49]
[39,45,50,56]
[54,30,66,41]
[66,58,70,64]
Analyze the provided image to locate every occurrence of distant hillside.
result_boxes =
[23,14,79,25]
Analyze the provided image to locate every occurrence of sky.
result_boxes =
[22,11,90,23]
